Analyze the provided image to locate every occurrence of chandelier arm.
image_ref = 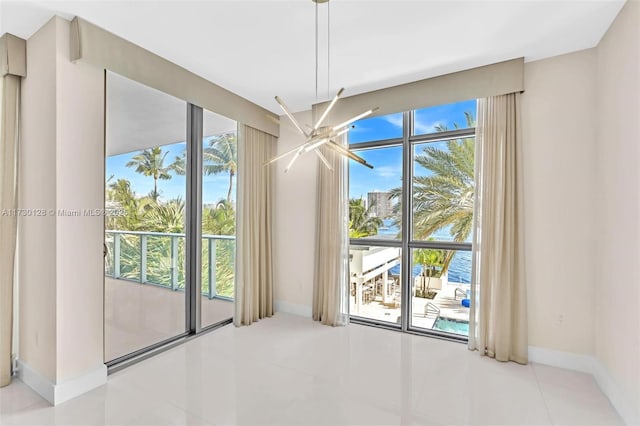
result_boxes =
[313,149,333,171]
[284,146,307,173]
[275,96,309,137]
[334,127,350,138]
[313,88,344,130]
[327,140,374,169]
[303,138,329,153]
[332,107,380,131]
[263,139,312,166]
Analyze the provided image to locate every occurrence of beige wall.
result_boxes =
[273,110,317,315]
[19,17,105,384]
[520,49,598,354]
[595,0,640,421]
[19,17,58,382]
[54,17,105,381]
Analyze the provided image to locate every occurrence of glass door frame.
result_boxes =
[186,103,203,335]
[105,99,233,371]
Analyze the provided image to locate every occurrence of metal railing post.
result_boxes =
[140,234,147,283]
[105,231,234,298]
[113,233,121,279]
[208,238,217,299]
[171,236,179,290]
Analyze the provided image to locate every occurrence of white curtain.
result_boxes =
[1,74,20,386]
[234,124,276,326]
[469,93,528,364]
[312,136,349,326]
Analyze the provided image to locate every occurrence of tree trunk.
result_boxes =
[153,177,158,200]
[227,171,234,203]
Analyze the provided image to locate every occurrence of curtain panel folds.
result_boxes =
[1,32,26,388]
[0,74,21,387]
[312,136,349,327]
[469,93,527,364]
[234,125,276,326]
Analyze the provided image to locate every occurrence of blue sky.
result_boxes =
[107,99,475,204]
[107,139,234,205]
[348,99,476,200]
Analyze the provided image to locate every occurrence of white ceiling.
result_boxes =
[1,0,626,113]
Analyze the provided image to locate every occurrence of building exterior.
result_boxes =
[367,192,393,219]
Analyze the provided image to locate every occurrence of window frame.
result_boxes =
[349,108,476,341]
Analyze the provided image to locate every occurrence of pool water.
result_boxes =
[433,317,469,336]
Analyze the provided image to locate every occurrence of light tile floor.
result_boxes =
[0,313,624,426]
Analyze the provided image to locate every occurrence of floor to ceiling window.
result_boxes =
[348,100,476,339]
[104,72,235,364]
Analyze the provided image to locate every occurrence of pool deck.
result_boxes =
[349,281,470,333]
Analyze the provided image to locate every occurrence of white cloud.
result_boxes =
[349,123,370,133]
[382,114,442,135]
[383,114,403,128]
[414,117,440,135]
[374,165,401,179]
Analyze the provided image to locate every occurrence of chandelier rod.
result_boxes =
[314,1,331,102]
[327,0,330,101]
[315,1,318,102]
[267,0,376,172]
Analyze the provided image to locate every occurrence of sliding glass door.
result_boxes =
[348,100,476,339]
[200,109,236,328]
[104,72,235,364]
[104,72,188,362]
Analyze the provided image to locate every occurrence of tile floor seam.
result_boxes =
[531,363,558,426]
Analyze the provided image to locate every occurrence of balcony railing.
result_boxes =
[105,230,235,300]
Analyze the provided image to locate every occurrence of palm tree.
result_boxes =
[170,152,185,176]
[392,111,475,273]
[106,178,152,231]
[413,246,445,297]
[349,198,383,238]
[169,133,237,203]
[204,133,237,203]
[139,198,185,233]
[126,147,175,200]
[203,199,236,236]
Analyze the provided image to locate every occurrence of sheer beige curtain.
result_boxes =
[234,124,276,326]
[312,136,349,326]
[469,93,527,364]
[0,74,21,387]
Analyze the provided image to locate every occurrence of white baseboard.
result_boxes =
[17,360,55,404]
[274,300,312,318]
[590,358,639,426]
[528,346,639,425]
[528,345,594,373]
[17,360,107,405]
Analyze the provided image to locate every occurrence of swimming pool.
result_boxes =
[433,317,469,336]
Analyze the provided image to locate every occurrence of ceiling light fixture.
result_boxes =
[266,0,376,172]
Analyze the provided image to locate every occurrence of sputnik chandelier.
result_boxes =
[266,0,377,172]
